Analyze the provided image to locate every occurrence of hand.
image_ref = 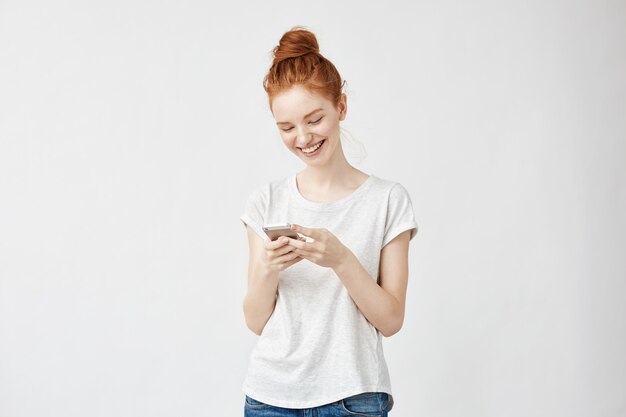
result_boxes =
[263,235,307,272]
[284,223,352,270]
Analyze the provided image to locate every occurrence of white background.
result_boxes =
[1,1,625,416]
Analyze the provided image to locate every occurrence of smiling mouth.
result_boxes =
[299,139,326,153]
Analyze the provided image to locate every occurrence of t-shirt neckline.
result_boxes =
[290,172,375,211]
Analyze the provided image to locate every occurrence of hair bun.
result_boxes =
[272,26,320,63]
[263,26,344,111]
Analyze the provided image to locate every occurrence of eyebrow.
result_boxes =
[276,108,323,125]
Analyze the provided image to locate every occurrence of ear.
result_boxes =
[338,93,348,121]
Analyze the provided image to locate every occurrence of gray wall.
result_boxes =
[0,1,624,416]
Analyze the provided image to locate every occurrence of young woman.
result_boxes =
[240,26,418,416]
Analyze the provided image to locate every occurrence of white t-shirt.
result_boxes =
[239,172,418,409]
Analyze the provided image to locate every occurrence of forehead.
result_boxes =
[271,86,331,121]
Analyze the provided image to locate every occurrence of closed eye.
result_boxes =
[281,116,323,132]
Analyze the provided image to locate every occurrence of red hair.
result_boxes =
[263,26,346,110]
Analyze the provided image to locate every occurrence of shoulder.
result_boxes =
[243,173,293,202]
[371,175,418,245]
[368,174,411,199]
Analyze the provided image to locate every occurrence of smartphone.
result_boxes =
[263,223,300,241]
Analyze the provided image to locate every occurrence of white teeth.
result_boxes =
[302,140,324,153]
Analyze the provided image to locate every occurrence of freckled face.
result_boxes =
[271,85,346,165]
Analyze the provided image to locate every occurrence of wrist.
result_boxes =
[260,264,279,280]
[333,249,357,276]
[252,262,278,284]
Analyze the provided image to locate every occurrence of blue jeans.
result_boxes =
[244,392,394,416]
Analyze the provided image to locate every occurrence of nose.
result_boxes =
[294,125,314,147]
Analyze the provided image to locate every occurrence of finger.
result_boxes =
[265,237,290,250]
[284,237,310,250]
[279,255,303,271]
[268,241,299,259]
[292,248,310,260]
[271,243,295,257]
[274,250,301,266]
[290,223,320,240]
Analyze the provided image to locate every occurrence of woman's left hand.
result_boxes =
[284,223,353,270]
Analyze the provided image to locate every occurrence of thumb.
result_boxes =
[291,223,318,238]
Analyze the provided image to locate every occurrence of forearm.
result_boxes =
[243,266,279,335]
[333,252,404,337]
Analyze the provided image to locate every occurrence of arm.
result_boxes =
[333,230,412,337]
[242,225,304,335]
[242,226,279,335]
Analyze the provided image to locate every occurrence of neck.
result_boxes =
[301,142,356,187]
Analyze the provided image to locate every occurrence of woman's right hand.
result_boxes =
[263,235,306,272]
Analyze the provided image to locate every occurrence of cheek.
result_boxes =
[280,133,296,147]
[282,134,296,152]
[312,121,336,137]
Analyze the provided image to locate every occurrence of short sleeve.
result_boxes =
[240,187,269,242]
[382,183,419,248]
